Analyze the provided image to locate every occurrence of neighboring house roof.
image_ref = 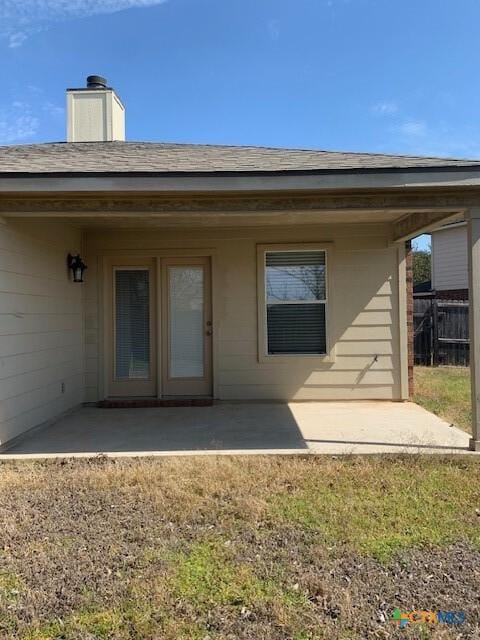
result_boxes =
[1,141,480,174]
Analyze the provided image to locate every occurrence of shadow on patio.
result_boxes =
[2,404,308,455]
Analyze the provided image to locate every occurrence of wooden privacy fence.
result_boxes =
[414,298,469,367]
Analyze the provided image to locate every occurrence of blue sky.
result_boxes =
[1,0,478,250]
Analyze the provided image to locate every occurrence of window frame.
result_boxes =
[257,243,335,363]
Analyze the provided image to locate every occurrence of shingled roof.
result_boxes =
[1,141,480,174]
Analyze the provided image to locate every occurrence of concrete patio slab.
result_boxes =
[0,401,472,459]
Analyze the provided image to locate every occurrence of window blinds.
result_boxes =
[266,251,327,354]
[115,269,150,379]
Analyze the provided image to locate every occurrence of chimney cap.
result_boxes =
[86,75,107,89]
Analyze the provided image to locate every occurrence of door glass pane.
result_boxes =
[115,269,150,379]
[169,266,204,378]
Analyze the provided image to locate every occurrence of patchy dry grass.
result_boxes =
[414,366,471,433]
[271,460,480,561]
[0,456,479,639]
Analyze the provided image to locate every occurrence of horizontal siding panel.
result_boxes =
[0,314,82,336]
[334,276,393,296]
[335,238,388,251]
[0,372,83,424]
[0,345,82,380]
[0,292,82,315]
[350,311,393,326]
[222,308,257,326]
[335,250,392,265]
[0,361,83,402]
[363,296,393,311]
[336,341,394,356]
[219,369,394,386]
[0,331,80,358]
[0,250,71,281]
[86,223,387,247]
[0,221,84,446]
[218,325,257,341]
[339,326,393,341]
[217,340,258,356]
[0,272,78,298]
[0,229,77,256]
[0,388,82,445]
[221,302,257,319]
[218,354,394,371]
[217,384,396,401]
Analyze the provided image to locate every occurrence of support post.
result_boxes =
[397,242,410,400]
[467,209,480,451]
[405,240,414,397]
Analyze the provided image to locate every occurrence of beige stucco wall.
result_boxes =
[0,220,84,446]
[85,222,404,402]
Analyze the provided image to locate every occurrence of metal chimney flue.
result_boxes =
[86,75,107,89]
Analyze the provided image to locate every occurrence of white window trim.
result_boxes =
[257,242,335,364]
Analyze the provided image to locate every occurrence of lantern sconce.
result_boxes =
[67,254,87,283]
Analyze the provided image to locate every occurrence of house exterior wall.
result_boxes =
[431,224,468,292]
[85,222,405,402]
[0,220,84,446]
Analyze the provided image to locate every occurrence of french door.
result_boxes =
[161,257,212,396]
[106,256,212,397]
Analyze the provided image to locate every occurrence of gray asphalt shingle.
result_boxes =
[0,141,479,174]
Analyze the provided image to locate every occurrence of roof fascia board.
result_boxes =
[2,169,480,193]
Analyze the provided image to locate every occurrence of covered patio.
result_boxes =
[0,401,469,459]
[2,137,480,456]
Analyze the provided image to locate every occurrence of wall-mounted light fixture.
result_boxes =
[67,254,87,283]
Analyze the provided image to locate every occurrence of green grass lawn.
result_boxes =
[1,456,479,639]
[414,366,472,433]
